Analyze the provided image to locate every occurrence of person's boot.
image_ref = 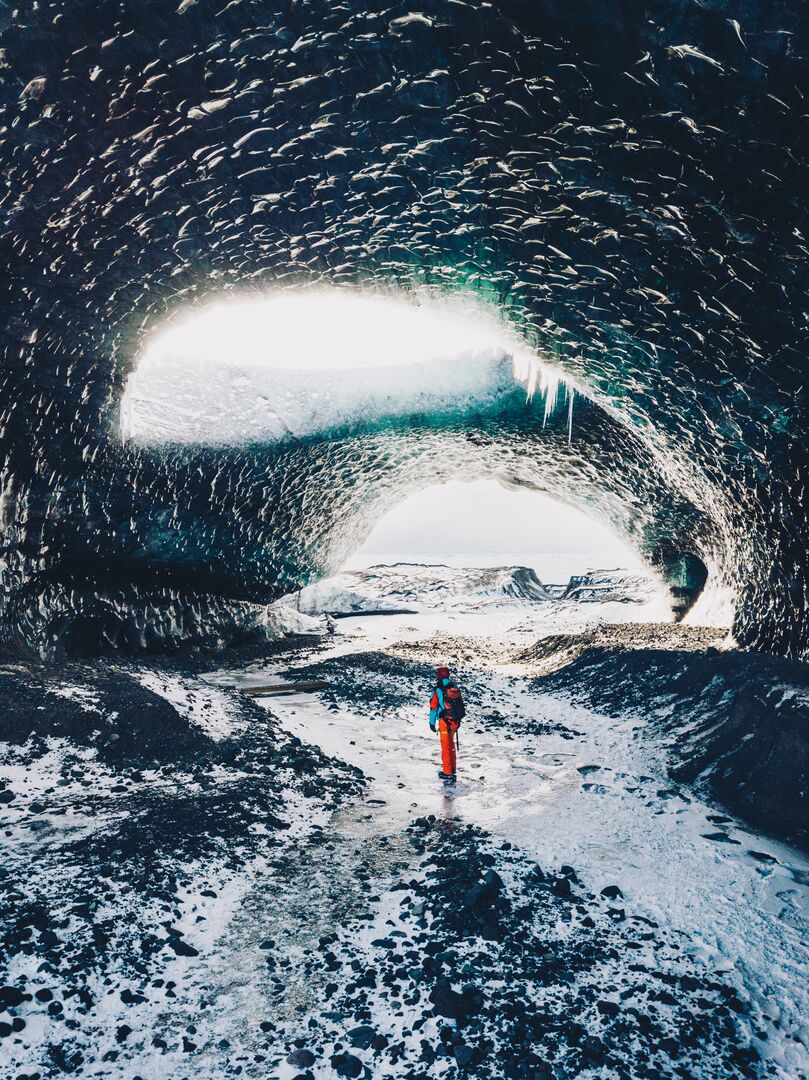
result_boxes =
[438,772,457,783]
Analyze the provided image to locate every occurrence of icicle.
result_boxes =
[543,375,559,424]
[512,349,574,435]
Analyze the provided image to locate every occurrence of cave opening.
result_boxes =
[118,287,568,448]
[92,285,715,653]
[4,280,726,657]
[292,478,674,623]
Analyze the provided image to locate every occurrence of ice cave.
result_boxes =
[0,1,807,1077]
[0,0,806,660]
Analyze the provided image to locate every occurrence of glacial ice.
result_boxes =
[119,290,567,446]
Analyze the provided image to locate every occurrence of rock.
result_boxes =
[0,986,27,1008]
[330,1051,363,1078]
[581,1035,607,1061]
[483,869,504,890]
[551,876,572,898]
[429,980,480,1021]
[563,1019,584,1043]
[167,938,199,957]
[287,1048,316,1068]
[748,850,778,864]
[454,1041,475,1067]
[120,988,145,1005]
[600,885,623,899]
[419,1039,436,1064]
[347,1024,377,1049]
[460,870,503,912]
[596,1000,620,1017]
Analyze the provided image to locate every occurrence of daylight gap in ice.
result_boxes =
[119,289,570,446]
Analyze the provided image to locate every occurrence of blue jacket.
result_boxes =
[429,678,452,729]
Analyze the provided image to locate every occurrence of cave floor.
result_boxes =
[202,611,809,1080]
[1,610,808,1079]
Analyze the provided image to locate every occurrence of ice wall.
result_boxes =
[0,0,806,656]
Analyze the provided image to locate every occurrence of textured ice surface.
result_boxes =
[0,0,808,658]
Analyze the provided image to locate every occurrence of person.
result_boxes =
[429,665,466,783]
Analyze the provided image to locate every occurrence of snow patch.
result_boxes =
[134,671,244,740]
[49,684,102,712]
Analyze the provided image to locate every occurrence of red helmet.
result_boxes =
[436,666,450,680]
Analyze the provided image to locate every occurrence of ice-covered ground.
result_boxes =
[1,569,806,1078]
[287,560,671,620]
[205,601,809,1079]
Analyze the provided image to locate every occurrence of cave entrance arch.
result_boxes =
[300,478,673,621]
[119,288,566,447]
[348,479,645,577]
[1,286,719,656]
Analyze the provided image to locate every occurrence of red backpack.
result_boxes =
[442,683,466,724]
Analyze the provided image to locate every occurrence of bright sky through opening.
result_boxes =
[140,291,546,372]
[345,480,644,584]
[119,289,568,445]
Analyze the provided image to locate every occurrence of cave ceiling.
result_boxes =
[0,0,807,656]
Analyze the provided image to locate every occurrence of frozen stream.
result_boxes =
[209,609,809,1078]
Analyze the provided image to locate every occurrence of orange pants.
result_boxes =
[438,717,458,775]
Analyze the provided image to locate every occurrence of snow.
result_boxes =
[0,705,339,1078]
[2,570,804,1078]
[133,671,247,740]
[229,604,808,1078]
[288,561,673,622]
[49,685,102,712]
